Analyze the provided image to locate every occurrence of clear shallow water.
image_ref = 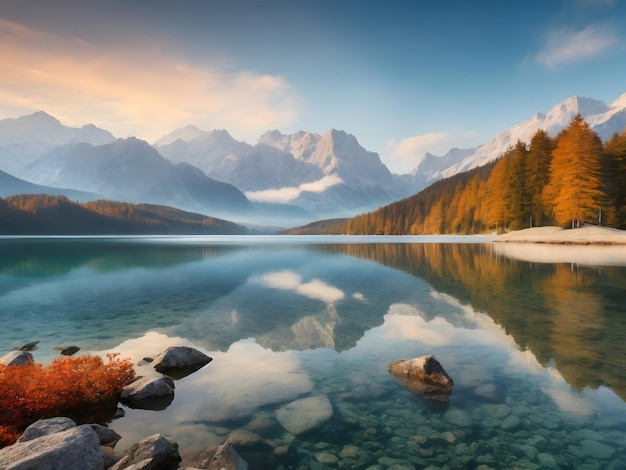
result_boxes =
[1,236,625,469]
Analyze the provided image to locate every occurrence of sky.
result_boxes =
[1,0,626,174]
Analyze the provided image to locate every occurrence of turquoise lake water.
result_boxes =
[1,236,625,469]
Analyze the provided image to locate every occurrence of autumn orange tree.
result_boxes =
[543,115,607,228]
[0,353,135,447]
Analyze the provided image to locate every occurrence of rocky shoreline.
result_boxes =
[0,345,250,470]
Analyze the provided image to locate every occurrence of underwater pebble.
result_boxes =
[315,452,338,465]
[445,408,473,427]
[580,439,615,459]
[500,415,522,431]
[536,452,559,469]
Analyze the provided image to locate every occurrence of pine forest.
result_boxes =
[306,115,626,235]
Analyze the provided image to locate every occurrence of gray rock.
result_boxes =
[109,434,181,470]
[389,356,454,396]
[120,376,175,410]
[0,350,33,366]
[17,417,77,443]
[53,346,80,356]
[276,395,333,436]
[89,424,121,447]
[0,424,103,470]
[17,341,39,351]
[207,442,248,470]
[153,346,212,379]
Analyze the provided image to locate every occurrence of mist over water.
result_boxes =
[1,236,625,468]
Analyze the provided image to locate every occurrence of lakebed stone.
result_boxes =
[275,395,333,436]
[207,442,248,470]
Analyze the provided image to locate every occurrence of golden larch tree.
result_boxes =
[543,115,606,228]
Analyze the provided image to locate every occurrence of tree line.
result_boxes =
[311,115,626,235]
[0,195,249,235]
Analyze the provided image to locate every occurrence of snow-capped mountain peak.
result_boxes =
[409,93,626,186]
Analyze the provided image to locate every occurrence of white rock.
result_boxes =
[276,396,333,436]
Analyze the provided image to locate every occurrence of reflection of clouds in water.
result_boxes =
[99,333,312,450]
[381,300,609,417]
[259,270,345,304]
[542,383,593,416]
[96,331,191,370]
[383,306,452,346]
[493,243,626,267]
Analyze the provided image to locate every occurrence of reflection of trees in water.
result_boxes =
[0,240,241,277]
[315,243,626,400]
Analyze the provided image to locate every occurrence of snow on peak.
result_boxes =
[610,92,626,110]
[154,126,236,147]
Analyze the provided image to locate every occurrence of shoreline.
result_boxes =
[492,225,626,245]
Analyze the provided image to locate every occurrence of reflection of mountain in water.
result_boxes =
[315,243,626,400]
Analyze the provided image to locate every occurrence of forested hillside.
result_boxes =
[299,116,626,234]
[0,195,248,235]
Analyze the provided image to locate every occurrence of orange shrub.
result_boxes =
[0,353,135,447]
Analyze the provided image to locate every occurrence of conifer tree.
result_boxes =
[603,129,626,228]
[542,115,606,228]
[526,129,554,226]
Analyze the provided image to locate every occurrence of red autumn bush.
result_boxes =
[0,353,135,447]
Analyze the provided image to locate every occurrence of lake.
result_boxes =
[1,235,625,469]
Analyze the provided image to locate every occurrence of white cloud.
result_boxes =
[0,18,297,142]
[384,131,479,174]
[259,270,345,304]
[245,174,343,203]
[536,24,617,68]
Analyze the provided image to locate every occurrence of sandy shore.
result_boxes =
[492,225,626,245]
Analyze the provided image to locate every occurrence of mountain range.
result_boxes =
[0,92,625,228]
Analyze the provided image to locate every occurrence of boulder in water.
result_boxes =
[389,355,454,397]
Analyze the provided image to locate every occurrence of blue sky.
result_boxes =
[1,0,625,173]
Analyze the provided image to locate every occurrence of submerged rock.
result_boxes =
[207,442,248,470]
[276,395,333,436]
[153,346,212,379]
[389,355,454,398]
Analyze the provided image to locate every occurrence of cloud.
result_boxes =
[0,18,297,142]
[245,174,343,203]
[536,24,617,68]
[259,270,345,304]
[385,131,479,174]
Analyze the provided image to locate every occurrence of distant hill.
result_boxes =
[0,195,249,235]
[281,218,349,235]
[0,168,100,201]
[16,137,252,218]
